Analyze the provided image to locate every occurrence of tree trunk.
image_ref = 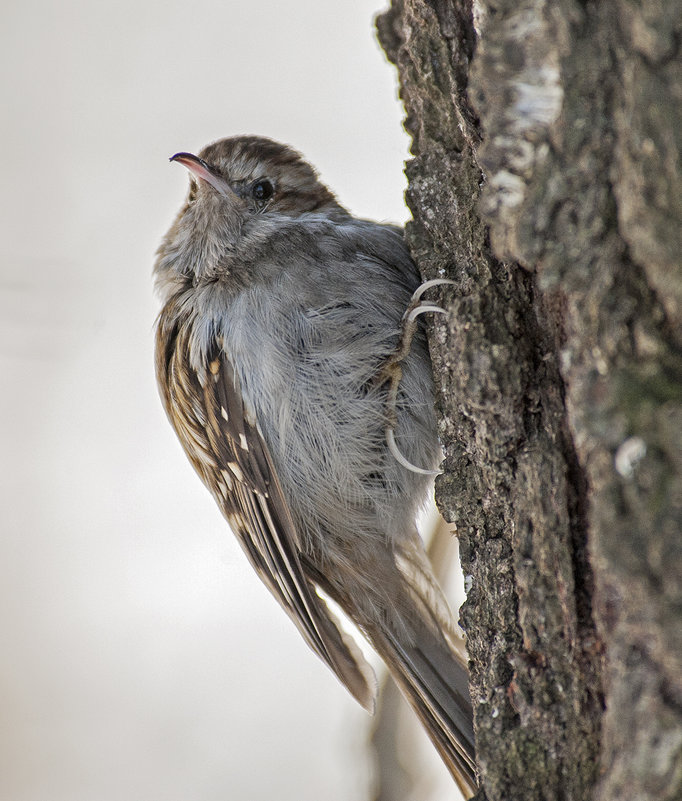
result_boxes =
[377,2,682,800]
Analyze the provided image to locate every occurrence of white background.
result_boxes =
[0,2,462,799]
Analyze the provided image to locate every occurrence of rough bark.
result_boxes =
[377,2,682,800]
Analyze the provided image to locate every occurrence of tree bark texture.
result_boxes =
[377,2,681,801]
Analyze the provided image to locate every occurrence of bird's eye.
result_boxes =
[251,179,274,204]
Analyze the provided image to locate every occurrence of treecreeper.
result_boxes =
[154,135,477,795]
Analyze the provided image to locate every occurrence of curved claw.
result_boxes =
[409,278,457,305]
[405,303,449,325]
[386,427,442,477]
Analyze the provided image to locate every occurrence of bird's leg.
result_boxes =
[378,279,455,476]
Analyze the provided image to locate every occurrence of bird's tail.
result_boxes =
[367,609,477,798]
[310,538,478,797]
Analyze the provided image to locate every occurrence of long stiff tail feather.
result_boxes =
[306,550,478,797]
[368,620,477,797]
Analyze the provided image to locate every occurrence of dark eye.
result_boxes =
[252,179,274,203]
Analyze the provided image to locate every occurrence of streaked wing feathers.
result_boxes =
[155,306,375,711]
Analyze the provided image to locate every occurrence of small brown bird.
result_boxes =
[154,135,476,795]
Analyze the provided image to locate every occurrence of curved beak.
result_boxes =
[170,152,235,197]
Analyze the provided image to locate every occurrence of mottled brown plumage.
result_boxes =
[154,136,477,794]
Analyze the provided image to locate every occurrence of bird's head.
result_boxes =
[155,136,346,290]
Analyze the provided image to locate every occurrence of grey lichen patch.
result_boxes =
[470,0,569,261]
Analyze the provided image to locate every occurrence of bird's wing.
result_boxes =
[155,305,375,711]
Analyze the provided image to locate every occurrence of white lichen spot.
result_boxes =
[591,346,609,376]
[472,0,488,38]
[615,437,647,478]
[560,348,573,372]
[490,170,526,208]
[464,574,474,594]
[511,67,563,133]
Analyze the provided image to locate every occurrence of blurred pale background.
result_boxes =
[0,2,462,799]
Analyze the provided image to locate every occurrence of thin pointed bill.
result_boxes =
[170,152,235,197]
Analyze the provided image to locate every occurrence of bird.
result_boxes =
[153,135,477,795]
